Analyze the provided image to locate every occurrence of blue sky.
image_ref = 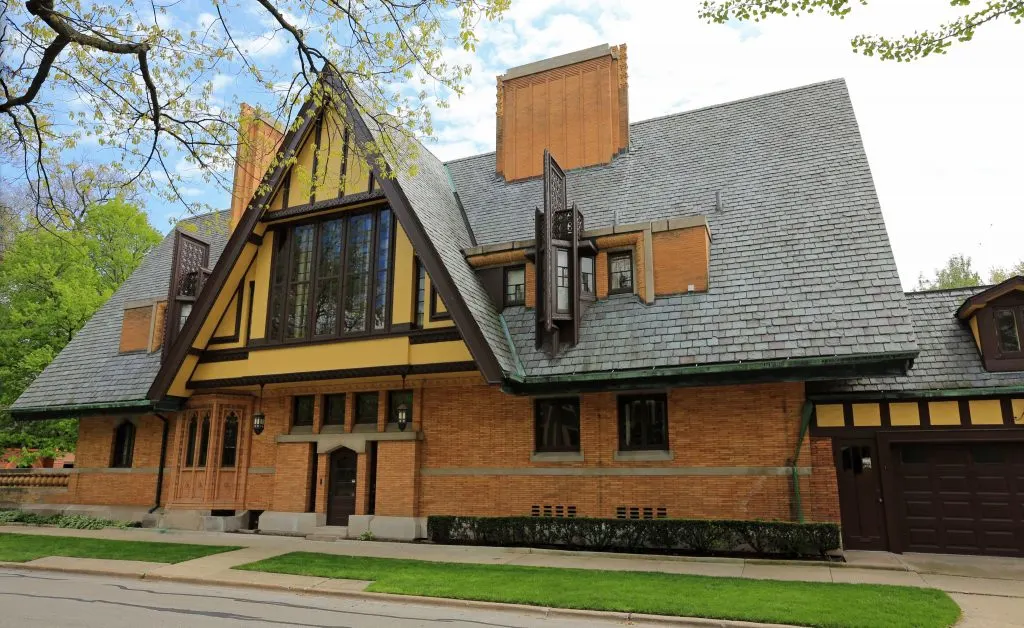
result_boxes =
[99,1,1024,287]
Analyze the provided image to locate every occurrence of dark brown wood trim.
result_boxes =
[188,360,478,389]
[956,276,1024,319]
[187,347,203,357]
[197,349,250,364]
[333,77,501,383]
[428,284,451,322]
[842,403,853,428]
[391,322,413,333]
[1001,398,1015,425]
[260,190,387,224]
[210,284,244,345]
[919,400,931,427]
[244,281,255,345]
[880,401,891,428]
[957,399,972,425]
[148,98,321,401]
[246,232,264,246]
[408,328,462,345]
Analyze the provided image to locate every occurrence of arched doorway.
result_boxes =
[326,447,358,526]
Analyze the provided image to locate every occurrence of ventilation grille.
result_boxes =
[530,504,577,518]
[615,506,668,520]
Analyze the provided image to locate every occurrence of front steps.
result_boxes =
[305,526,348,542]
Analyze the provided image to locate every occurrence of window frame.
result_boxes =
[322,393,346,427]
[412,257,426,328]
[980,295,1024,372]
[292,395,315,428]
[534,397,581,454]
[354,392,380,425]
[265,205,396,345]
[616,393,669,452]
[608,251,634,295]
[111,420,136,468]
[580,256,595,296]
[993,306,1024,356]
[220,412,239,468]
[196,413,211,467]
[429,284,450,321]
[503,264,526,307]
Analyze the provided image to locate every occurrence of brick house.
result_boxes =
[6,45,1023,555]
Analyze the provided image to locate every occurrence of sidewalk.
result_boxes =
[2,524,1023,626]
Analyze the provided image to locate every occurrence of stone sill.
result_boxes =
[613,450,674,462]
[530,452,584,463]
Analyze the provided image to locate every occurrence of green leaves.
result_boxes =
[916,254,983,290]
[700,0,1024,62]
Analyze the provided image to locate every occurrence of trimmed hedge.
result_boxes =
[0,509,136,530]
[427,516,840,558]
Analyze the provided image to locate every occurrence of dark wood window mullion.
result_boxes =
[335,217,348,337]
[281,226,298,341]
[365,209,380,334]
[304,221,322,340]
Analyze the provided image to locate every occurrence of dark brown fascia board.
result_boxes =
[329,76,503,384]
[147,97,321,402]
[188,361,478,389]
[261,189,387,223]
[956,276,1024,320]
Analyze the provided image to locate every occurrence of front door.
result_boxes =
[327,447,358,526]
[834,438,888,550]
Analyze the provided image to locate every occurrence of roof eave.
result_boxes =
[502,351,918,395]
[8,399,163,422]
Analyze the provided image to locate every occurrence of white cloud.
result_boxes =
[421,0,1024,288]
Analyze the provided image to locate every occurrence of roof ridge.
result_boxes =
[443,78,848,167]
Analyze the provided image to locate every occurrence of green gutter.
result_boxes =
[789,402,814,523]
[499,313,526,381]
[511,351,917,387]
[9,399,158,422]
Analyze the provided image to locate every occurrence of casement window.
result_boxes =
[504,265,526,307]
[355,392,379,425]
[608,251,634,295]
[323,393,346,426]
[293,395,314,428]
[994,308,1023,354]
[221,413,239,468]
[535,397,581,453]
[111,421,136,468]
[197,414,211,467]
[580,256,595,295]
[267,206,394,343]
[413,257,426,328]
[184,414,198,467]
[388,390,414,424]
[555,249,570,312]
[618,394,668,451]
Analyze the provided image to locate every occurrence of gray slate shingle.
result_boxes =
[11,211,231,411]
[813,288,1024,394]
[449,79,917,375]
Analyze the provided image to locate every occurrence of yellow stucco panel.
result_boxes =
[929,401,962,426]
[969,316,982,353]
[852,403,881,427]
[888,402,920,426]
[815,404,844,428]
[391,228,414,326]
[1013,399,1024,425]
[969,399,1004,425]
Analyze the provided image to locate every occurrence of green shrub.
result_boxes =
[0,510,134,530]
[427,516,840,558]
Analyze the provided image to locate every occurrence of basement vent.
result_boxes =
[530,504,578,518]
[616,506,668,520]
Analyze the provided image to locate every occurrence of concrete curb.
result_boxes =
[0,561,797,628]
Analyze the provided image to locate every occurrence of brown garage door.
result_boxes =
[894,442,1024,556]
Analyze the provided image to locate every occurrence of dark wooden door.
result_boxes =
[894,442,1023,556]
[326,447,358,526]
[834,439,888,550]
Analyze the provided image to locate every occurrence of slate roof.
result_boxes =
[451,79,918,375]
[812,287,1024,394]
[10,211,231,412]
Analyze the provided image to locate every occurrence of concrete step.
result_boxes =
[306,526,348,542]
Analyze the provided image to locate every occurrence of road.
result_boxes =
[0,568,638,628]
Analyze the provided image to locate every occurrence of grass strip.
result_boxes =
[0,532,240,564]
[236,552,960,628]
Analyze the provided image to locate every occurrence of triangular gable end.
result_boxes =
[956,276,1024,320]
[149,79,505,401]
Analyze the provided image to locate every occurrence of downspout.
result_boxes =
[788,401,814,523]
[149,413,170,514]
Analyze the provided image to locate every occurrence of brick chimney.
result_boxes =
[495,44,628,181]
[230,104,284,230]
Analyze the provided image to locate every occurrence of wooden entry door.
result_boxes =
[834,438,889,550]
[326,447,358,526]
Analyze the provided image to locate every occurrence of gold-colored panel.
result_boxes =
[1013,399,1024,425]
[929,401,961,426]
[815,404,844,428]
[969,399,1003,425]
[852,403,881,427]
[888,402,920,427]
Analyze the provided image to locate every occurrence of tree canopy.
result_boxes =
[916,254,983,290]
[700,1,1024,61]
[990,260,1024,283]
[0,198,161,463]
[1,0,509,222]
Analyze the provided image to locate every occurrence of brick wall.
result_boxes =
[374,441,419,516]
[652,227,710,294]
[271,443,314,512]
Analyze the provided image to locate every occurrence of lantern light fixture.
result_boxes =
[252,383,266,436]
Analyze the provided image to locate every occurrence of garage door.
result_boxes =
[894,442,1024,556]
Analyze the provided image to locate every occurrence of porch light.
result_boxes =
[396,403,410,432]
[253,384,266,435]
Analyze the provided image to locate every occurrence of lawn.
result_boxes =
[237,552,960,628]
[0,533,240,564]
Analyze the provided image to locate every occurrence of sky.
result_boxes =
[142,0,1024,289]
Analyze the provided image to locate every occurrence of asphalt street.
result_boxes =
[0,568,637,628]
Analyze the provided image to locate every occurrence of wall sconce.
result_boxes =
[252,383,265,435]
[396,403,409,432]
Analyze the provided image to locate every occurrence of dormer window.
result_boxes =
[609,251,633,295]
[995,308,1022,353]
[556,249,570,312]
[504,265,525,307]
[580,256,595,295]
